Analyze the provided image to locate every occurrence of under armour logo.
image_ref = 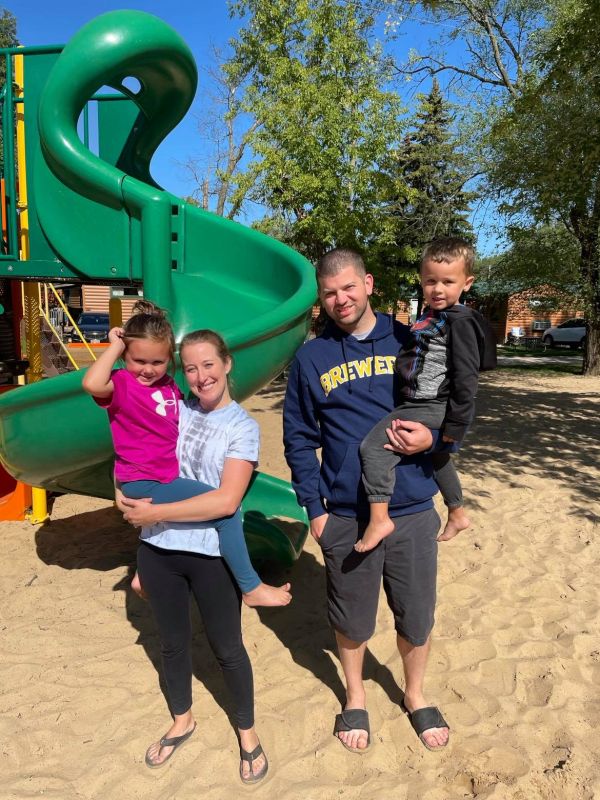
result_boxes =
[151,389,177,417]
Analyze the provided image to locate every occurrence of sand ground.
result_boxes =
[1,368,599,800]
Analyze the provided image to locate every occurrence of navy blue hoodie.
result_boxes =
[283,313,440,520]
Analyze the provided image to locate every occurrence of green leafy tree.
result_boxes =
[472,226,581,315]
[494,224,580,292]
[228,0,404,263]
[374,78,476,308]
[380,0,600,373]
[488,0,600,374]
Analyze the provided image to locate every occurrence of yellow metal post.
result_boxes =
[109,296,123,328]
[28,488,49,524]
[15,53,29,261]
[22,282,44,383]
[15,53,49,524]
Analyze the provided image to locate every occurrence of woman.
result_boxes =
[121,329,288,782]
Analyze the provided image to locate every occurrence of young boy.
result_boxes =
[356,237,486,553]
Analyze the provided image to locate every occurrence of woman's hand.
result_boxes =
[114,485,128,513]
[121,497,160,527]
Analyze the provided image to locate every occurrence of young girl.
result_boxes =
[82,301,291,608]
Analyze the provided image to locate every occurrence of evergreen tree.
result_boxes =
[374,79,475,308]
[0,8,19,175]
[0,8,17,82]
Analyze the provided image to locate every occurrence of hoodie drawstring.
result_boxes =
[341,336,352,394]
[341,333,378,394]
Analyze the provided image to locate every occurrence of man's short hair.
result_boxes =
[316,248,366,281]
[421,237,475,277]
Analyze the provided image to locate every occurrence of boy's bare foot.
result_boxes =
[243,582,292,607]
[354,518,395,553]
[437,508,470,541]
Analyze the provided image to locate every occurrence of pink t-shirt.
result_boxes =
[95,369,183,483]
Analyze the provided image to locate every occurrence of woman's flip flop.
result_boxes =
[144,722,197,768]
[239,742,268,784]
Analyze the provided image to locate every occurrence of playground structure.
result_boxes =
[0,11,316,564]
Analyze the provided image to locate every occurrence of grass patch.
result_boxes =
[496,361,583,375]
[498,345,582,359]
[496,345,583,375]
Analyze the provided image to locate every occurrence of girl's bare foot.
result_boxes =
[354,518,395,553]
[131,570,147,600]
[437,508,470,541]
[243,582,291,607]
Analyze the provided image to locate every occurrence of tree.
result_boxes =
[0,7,17,78]
[487,0,600,374]
[383,0,546,102]
[228,0,404,262]
[371,0,544,310]
[184,49,259,219]
[472,226,582,318]
[373,78,476,307]
[0,7,19,174]
[380,0,600,374]
[492,224,580,293]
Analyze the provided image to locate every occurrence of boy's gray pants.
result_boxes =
[360,398,463,508]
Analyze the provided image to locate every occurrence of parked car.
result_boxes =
[542,318,587,348]
[68,312,110,343]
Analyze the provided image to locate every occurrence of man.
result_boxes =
[283,248,450,752]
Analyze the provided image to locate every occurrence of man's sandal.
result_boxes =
[333,708,371,753]
[144,721,197,768]
[239,742,268,784]
[401,702,449,751]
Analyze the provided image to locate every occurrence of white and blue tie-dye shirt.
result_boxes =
[139,398,260,555]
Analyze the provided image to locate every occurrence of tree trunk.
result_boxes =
[584,319,600,375]
[579,233,600,376]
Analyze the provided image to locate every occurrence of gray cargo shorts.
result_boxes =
[318,508,440,645]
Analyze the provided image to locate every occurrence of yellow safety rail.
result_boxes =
[37,284,79,371]
[48,284,97,360]
[38,283,99,368]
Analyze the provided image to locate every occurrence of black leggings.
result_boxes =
[137,542,254,729]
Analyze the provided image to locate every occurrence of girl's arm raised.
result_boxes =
[121,458,255,527]
[81,327,126,398]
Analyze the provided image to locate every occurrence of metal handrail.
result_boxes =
[37,299,80,372]
[46,283,97,362]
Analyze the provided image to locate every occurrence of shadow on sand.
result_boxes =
[34,504,406,730]
[462,376,599,521]
[32,376,598,732]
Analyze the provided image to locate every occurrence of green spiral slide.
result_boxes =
[0,11,315,565]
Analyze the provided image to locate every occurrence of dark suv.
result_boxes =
[69,312,110,343]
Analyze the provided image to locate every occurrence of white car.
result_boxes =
[542,318,586,348]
